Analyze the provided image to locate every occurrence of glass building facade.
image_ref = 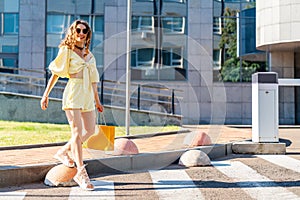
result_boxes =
[130,0,187,81]
[213,0,266,82]
[45,0,187,81]
[3,0,289,125]
[1,0,265,82]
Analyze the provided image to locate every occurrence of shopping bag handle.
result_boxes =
[97,112,106,125]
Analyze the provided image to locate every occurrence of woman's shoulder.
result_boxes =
[56,45,72,56]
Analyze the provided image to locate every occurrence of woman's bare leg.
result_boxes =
[65,109,84,168]
[55,110,96,167]
[81,110,96,142]
[58,110,96,152]
[66,109,95,190]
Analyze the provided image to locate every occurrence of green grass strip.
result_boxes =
[0,120,180,147]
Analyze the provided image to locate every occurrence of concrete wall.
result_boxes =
[270,51,295,124]
[256,0,300,49]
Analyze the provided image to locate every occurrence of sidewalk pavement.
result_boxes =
[0,125,299,187]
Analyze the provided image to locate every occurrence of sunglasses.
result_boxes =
[76,28,88,34]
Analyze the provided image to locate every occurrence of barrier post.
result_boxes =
[252,72,279,142]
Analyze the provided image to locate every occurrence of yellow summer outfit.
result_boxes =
[49,46,99,112]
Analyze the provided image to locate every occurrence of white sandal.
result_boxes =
[73,165,94,191]
[53,149,75,168]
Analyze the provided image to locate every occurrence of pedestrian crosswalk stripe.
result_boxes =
[258,155,300,173]
[68,180,115,200]
[212,161,300,200]
[0,192,26,200]
[149,169,205,200]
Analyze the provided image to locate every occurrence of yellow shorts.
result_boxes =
[62,78,95,112]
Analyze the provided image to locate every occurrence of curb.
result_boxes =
[0,129,190,151]
[0,143,232,188]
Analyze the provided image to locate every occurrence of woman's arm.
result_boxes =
[40,74,59,110]
[92,82,103,113]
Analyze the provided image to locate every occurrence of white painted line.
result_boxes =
[149,169,205,200]
[0,192,26,200]
[69,180,115,200]
[212,161,300,200]
[258,155,300,173]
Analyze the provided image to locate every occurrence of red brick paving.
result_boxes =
[1,125,253,167]
[7,125,300,166]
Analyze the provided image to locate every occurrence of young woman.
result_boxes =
[40,19,103,191]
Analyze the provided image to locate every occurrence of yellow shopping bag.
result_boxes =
[85,113,115,151]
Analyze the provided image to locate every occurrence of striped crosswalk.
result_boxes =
[212,160,300,200]
[257,155,300,173]
[68,180,115,200]
[0,192,26,200]
[1,154,300,199]
[149,169,205,200]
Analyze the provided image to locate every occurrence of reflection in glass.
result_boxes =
[132,0,187,81]
[213,0,265,82]
[162,48,182,67]
[131,48,155,68]
[132,16,154,32]
[162,17,185,33]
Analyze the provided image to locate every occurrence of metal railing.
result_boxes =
[99,79,182,114]
[0,66,183,115]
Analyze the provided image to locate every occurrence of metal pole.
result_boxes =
[100,75,104,104]
[125,0,132,136]
[137,85,141,110]
[172,89,175,114]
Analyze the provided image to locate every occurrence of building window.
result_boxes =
[132,16,154,32]
[131,48,155,68]
[162,47,183,67]
[46,47,59,67]
[214,0,253,2]
[213,17,222,34]
[213,50,221,70]
[47,14,70,34]
[4,13,19,34]
[162,17,185,34]
[0,0,19,73]
[136,0,186,3]
[93,16,104,33]
[0,14,2,34]
[164,0,186,3]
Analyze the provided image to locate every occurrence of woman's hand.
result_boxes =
[40,96,49,110]
[95,102,103,113]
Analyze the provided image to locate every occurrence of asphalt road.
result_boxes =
[1,154,300,200]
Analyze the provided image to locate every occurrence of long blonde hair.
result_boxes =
[59,19,92,57]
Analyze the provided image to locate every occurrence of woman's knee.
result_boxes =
[70,132,83,144]
[69,121,83,143]
[82,127,95,142]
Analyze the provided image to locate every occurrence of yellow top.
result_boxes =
[49,46,99,92]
